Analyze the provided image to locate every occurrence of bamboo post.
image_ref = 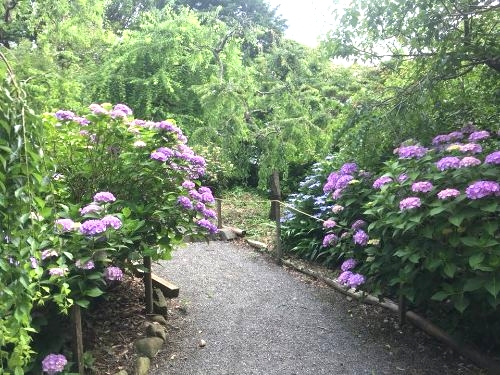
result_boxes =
[274,201,282,264]
[144,256,153,314]
[399,293,407,327]
[216,198,222,229]
[71,305,84,374]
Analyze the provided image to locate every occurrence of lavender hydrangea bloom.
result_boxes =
[150,151,168,162]
[76,259,95,270]
[323,219,336,228]
[94,191,116,203]
[347,273,365,289]
[399,197,422,210]
[459,143,482,154]
[459,156,481,168]
[432,134,451,145]
[42,354,67,374]
[411,181,434,193]
[353,230,369,246]
[196,218,218,233]
[322,233,338,247]
[332,189,344,200]
[157,147,175,158]
[55,110,75,121]
[189,189,202,201]
[448,131,464,141]
[73,116,90,126]
[485,151,500,165]
[55,218,74,232]
[437,188,461,200]
[397,173,408,183]
[30,257,38,268]
[41,249,58,260]
[156,120,177,131]
[49,267,67,277]
[101,215,122,229]
[182,180,196,189]
[80,219,107,236]
[436,156,460,171]
[323,172,341,193]
[113,103,133,116]
[337,271,353,285]
[341,258,357,271]
[201,192,215,203]
[351,220,366,230]
[195,202,206,213]
[104,266,123,281]
[468,131,490,142]
[340,163,358,175]
[465,181,500,199]
[89,103,108,115]
[335,175,354,189]
[331,204,344,213]
[79,204,102,215]
[177,196,193,210]
[397,145,428,159]
[373,176,392,189]
[203,208,217,219]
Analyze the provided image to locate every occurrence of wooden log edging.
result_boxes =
[281,259,500,373]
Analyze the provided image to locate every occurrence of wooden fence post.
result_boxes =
[71,305,84,374]
[216,198,222,229]
[274,201,282,264]
[399,287,407,327]
[144,256,153,314]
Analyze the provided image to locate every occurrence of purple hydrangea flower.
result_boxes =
[465,181,500,200]
[49,267,67,277]
[340,163,358,175]
[41,249,58,260]
[75,259,95,270]
[79,204,102,216]
[30,257,38,269]
[324,172,341,193]
[189,189,202,201]
[94,191,116,203]
[341,258,357,271]
[332,189,344,200]
[485,151,500,165]
[182,180,196,189]
[110,109,128,118]
[80,219,107,236]
[351,220,366,230]
[432,134,451,145]
[373,176,393,189]
[104,266,123,281]
[347,273,365,289]
[150,151,168,162]
[436,156,460,171]
[468,131,490,142]
[157,147,175,158]
[73,116,90,126]
[42,353,67,374]
[196,218,218,233]
[89,103,108,115]
[397,173,408,183]
[437,188,461,200]
[448,131,464,141]
[195,202,206,212]
[178,196,193,209]
[337,271,353,285]
[200,192,215,203]
[55,218,74,232]
[335,175,354,190]
[399,197,422,211]
[340,231,351,240]
[331,204,344,213]
[459,156,481,168]
[323,219,336,229]
[411,181,434,193]
[397,145,428,159]
[459,143,482,154]
[203,208,217,219]
[113,103,133,116]
[353,230,369,246]
[101,215,122,229]
[55,110,75,121]
[322,233,338,247]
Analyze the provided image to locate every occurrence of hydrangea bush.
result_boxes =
[45,103,218,264]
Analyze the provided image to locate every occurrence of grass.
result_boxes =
[217,187,276,243]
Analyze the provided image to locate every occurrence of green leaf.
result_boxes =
[485,275,500,298]
[449,215,464,227]
[453,294,470,313]
[85,288,104,297]
[481,202,498,213]
[444,263,457,278]
[469,253,485,269]
[76,299,90,308]
[429,206,446,216]
[463,278,484,292]
[431,291,449,301]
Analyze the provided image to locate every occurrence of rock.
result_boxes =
[199,339,206,348]
[148,314,168,326]
[114,371,128,375]
[217,228,238,241]
[134,356,150,375]
[134,337,164,358]
[145,322,167,341]
[153,288,169,316]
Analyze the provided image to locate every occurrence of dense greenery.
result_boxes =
[0,0,498,371]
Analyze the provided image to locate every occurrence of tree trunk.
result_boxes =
[268,170,281,220]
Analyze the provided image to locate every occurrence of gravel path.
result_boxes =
[150,241,478,375]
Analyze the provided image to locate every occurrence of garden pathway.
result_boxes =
[150,241,475,375]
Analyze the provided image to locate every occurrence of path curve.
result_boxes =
[150,242,475,375]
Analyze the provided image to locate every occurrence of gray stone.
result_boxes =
[134,337,164,358]
[145,322,167,341]
[134,356,150,375]
[153,288,169,316]
[217,228,238,241]
[114,371,128,375]
[148,314,168,326]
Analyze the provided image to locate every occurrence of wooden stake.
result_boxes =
[144,256,153,314]
[399,292,407,327]
[216,199,222,229]
[275,201,282,264]
[71,305,84,374]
